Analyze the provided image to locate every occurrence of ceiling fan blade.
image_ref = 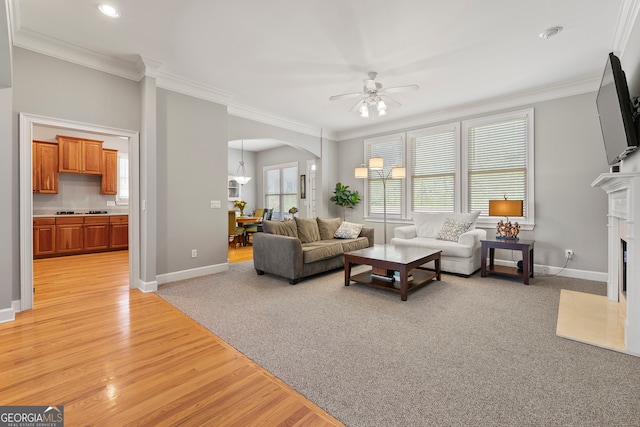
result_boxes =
[329,92,364,101]
[384,84,419,94]
[350,99,366,112]
[380,95,401,108]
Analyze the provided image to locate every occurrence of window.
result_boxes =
[463,109,533,227]
[408,123,459,213]
[363,108,534,228]
[116,152,129,205]
[264,162,298,220]
[363,134,405,218]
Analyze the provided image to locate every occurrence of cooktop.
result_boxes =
[55,211,109,215]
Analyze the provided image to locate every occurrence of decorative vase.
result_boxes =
[239,209,244,217]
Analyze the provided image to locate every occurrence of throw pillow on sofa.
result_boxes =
[317,217,342,240]
[334,221,363,239]
[436,218,472,242]
[262,220,298,237]
[294,217,321,243]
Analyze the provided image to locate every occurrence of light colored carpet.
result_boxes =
[157,262,640,426]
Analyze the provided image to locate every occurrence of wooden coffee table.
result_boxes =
[344,245,441,301]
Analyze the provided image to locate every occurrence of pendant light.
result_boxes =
[234,140,252,185]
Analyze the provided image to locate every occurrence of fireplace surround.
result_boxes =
[592,172,640,356]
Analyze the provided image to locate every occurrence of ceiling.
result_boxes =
[8,1,638,140]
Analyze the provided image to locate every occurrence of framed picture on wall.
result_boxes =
[300,174,306,199]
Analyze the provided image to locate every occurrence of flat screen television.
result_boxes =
[596,52,639,166]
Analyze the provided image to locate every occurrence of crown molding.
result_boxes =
[11,26,142,81]
[155,71,234,106]
[227,103,336,140]
[612,0,640,54]
[334,75,601,141]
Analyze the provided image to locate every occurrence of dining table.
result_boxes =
[235,216,260,225]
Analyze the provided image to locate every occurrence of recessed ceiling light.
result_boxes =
[98,4,120,18]
[539,26,563,39]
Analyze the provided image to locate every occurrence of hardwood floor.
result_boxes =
[0,249,343,426]
[228,244,254,264]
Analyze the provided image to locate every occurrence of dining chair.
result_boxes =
[244,208,265,245]
[228,210,245,247]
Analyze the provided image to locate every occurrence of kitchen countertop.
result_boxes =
[34,212,129,218]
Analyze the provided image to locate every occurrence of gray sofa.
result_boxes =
[253,217,374,284]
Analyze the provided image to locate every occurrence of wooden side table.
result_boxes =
[481,238,535,285]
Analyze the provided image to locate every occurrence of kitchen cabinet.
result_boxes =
[32,141,59,194]
[84,216,110,251]
[33,215,129,257]
[57,135,103,175]
[33,217,56,256]
[101,149,118,195]
[55,216,84,254]
[109,215,129,248]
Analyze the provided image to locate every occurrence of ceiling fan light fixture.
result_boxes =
[377,100,387,111]
[359,104,369,118]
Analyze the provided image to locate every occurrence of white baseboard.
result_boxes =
[137,279,158,293]
[0,305,16,323]
[155,262,229,287]
[493,259,607,282]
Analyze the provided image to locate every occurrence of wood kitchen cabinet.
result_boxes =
[101,149,118,195]
[57,135,103,175]
[34,215,129,257]
[55,216,84,254]
[33,217,56,256]
[110,215,129,249]
[84,216,110,251]
[32,141,59,194]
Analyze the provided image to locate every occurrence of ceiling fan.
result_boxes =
[329,72,419,118]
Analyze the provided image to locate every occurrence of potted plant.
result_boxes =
[330,182,361,220]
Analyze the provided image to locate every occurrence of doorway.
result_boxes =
[19,113,140,311]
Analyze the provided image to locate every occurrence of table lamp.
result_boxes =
[489,198,523,240]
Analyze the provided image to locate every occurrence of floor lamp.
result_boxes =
[355,158,406,245]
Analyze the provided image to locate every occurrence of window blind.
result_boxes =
[410,128,456,213]
[365,136,404,216]
[467,117,527,216]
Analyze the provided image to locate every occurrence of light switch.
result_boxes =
[211,200,221,209]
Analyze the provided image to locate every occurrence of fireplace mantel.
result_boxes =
[592,172,640,356]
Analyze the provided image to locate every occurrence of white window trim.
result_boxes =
[361,108,535,230]
[461,108,535,230]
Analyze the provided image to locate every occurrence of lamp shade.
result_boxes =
[489,199,523,217]
[355,167,368,179]
[391,167,406,179]
[369,157,384,170]
[234,176,252,185]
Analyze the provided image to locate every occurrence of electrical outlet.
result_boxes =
[106,200,116,207]
[191,249,197,258]
[542,267,549,275]
[565,249,574,260]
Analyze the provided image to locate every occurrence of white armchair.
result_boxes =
[391,211,487,276]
